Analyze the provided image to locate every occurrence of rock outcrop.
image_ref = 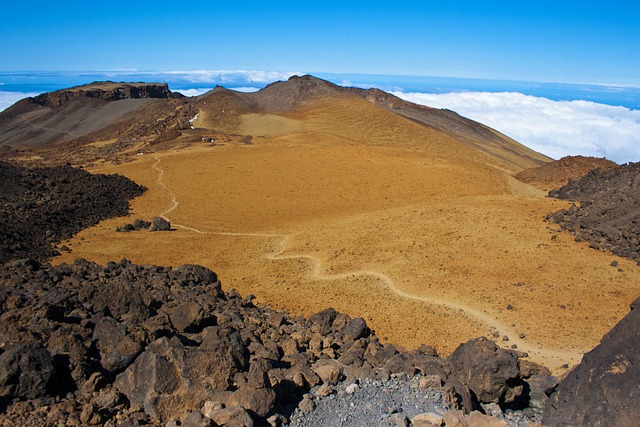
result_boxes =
[547,161,640,262]
[29,82,183,109]
[544,297,640,426]
[446,338,523,407]
[0,342,56,400]
[116,217,171,232]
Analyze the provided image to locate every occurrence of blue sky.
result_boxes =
[2,1,639,85]
[2,1,640,163]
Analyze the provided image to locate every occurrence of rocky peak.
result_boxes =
[31,81,183,108]
[250,75,345,112]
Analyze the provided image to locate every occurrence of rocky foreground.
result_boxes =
[0,258,553,426]
[0,162,638,426]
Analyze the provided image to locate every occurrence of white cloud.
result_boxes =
[160,70,300,84]
[228,87,261,93]
[0,91,38,112]
[174,86,261,97]
[392,91,640,164]
[173,88,214,97]
[338,80,379,89]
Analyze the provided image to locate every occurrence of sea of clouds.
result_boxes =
[173,87,260,97]
[159,69,298,85]
[392,91,640,164]
[0,90,38,112]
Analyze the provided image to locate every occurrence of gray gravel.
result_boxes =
[287,374,445,427]
[287,374,543,427]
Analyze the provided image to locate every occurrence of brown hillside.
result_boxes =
[0,82,194,151]
[48,78,640,374]
[194,75,550,172]
[516,155,618,191]
[0,75,549,171]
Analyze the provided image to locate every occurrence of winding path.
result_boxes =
[151,156,581,366]
[152,158,206,234]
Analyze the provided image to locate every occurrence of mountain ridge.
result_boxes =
[195,75,551,170]
[0,82,195,152]
[0,75,550,171]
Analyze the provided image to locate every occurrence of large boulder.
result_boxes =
[168,302,213,333]
[168,265,221,291]
[447,338,522,407]
[114,337,237,420]
[227,386,277,418]
[544,297,640,426]
[307,308,338,335]
[93,317,143,373]
[0,342,56,399]
[150,216,171,231]
[341,317,369,340]
[76,266,153,323]
[227,358,277,418]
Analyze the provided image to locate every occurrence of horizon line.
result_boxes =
[0,69,639,89]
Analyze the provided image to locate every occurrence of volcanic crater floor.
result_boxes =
[54,118,640,374]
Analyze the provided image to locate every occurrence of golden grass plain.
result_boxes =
[54,97,640,374]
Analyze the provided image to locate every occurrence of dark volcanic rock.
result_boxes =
[114,336,237,420]
[150,216,171,231]
[543,297,640,426]
[0,160,145,263]
[446,337,522,407]
[116,218,152,232]
[0,342,56,400]
[93,317,143,373]
[0,256,554,426]
[115,223,135,232]
[308,307,338,335]
[341,317,370,340]
[133,218,152,230]
[547,162,640,261]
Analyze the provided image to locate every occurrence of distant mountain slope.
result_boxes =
[516,155,618,191]
[0,82,194,148]
[0,75,550,172]
[195,75,550,171]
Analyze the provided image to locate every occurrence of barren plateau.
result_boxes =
[49,90,640,374]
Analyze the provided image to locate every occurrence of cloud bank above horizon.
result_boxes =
[0,91,38,112]
[173,86,260,97]
[393,91,640,164]
[158,69,299,85]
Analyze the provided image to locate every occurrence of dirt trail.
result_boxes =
[152,157,205,234]
[152,156,582,367]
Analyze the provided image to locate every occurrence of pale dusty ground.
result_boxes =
[55,99,640,374]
